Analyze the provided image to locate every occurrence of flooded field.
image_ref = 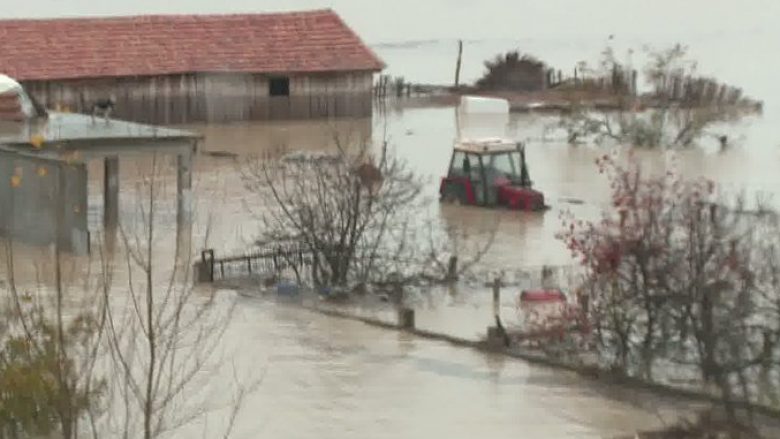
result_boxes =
[182,102,779,271]
[5,0,780,437]
[157,102,777,437]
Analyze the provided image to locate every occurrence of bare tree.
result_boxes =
[240,126,506,302]
[99,154,243,439]
[558,44,756,148]
[241,133,424,290]
[0,150,250,439]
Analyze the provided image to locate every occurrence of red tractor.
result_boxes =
[439,138,546,211]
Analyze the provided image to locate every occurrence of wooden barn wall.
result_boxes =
[21,71,374,124]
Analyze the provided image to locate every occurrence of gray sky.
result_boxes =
[4,0,778,43]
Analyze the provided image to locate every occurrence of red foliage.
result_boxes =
[554,153,720,354]
[559,153,715,279]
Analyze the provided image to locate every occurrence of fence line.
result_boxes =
[195,245,582,294]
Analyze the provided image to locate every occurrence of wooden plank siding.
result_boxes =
[21,71,374,124]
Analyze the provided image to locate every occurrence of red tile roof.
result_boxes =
[0,9,385,81]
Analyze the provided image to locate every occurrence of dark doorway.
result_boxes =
[269,77,290,96]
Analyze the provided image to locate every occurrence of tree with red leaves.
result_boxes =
[560,153,780,424]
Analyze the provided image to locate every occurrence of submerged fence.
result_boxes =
[195,246,312,283]
[195,244,582,297]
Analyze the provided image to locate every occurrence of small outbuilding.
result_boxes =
[0,111,200,254]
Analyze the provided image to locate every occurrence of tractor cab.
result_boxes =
[439,137,546,211]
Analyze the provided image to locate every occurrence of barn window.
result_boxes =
[269,77,290,96]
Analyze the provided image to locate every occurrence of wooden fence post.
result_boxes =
[487,277,509,348]
[492,277,501,323]
[195,249,215,283]
[446,256,458,282]
[454,39,463,88]
[395,77,405,98]
[398,307,415,329]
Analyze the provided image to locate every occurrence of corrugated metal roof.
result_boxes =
[0,112,200,148]
[0,9,385,81]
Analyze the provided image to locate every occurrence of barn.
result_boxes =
[0,9,384,124]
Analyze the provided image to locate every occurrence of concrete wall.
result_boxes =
[21,71,375,124]
[0,149,88,254]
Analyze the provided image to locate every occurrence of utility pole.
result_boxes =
[454,39,463,88]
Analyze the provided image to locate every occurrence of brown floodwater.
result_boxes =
[49,93,771,439]
[6,1,780,436]
[2,105,748,438]
[167,292,705,439]
[147,100,772,437]
[184,104,779,271]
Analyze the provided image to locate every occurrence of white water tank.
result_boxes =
[458,96,510,114]
[0,74,36,121]
[456,95,511,141]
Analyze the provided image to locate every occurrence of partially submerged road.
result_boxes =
[202,294,700,439]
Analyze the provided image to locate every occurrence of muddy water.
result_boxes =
[8,1,780,437]
[161,102,772,437]
[176,294,699,439]
[13,0,777,269]
[186,105,780,270]
[174,53,777,437]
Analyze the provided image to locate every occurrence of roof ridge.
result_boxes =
[0,8,336,24]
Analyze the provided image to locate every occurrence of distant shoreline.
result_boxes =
[377,85,764,114]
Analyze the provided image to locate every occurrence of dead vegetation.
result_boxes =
[239,130,498,297]
[630,411,762,438]
[557,45,761,148]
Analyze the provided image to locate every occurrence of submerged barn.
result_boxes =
[0,10,384,124]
